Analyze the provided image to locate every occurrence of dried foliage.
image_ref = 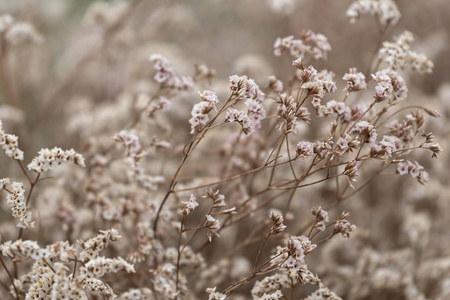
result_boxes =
[0,0,448,299]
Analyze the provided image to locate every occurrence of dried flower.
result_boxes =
[333,212,356,238]
[182,194,199,215]
[343,67,367,93]
[269,210,287,235]
[296,141,314,160]
[267,75,284,93]
[347,0,400,26]
[5,182,34,228]
[396,161,429,184]
[0,120,24,160]
[78,229,122,262]
[203,189,226,208]
[312,207,329,232]
[199,90,219,104]
[205,215,221,241]
[275,30,331,60]
[206,287,226,300]
[378,31,433,73]
[343,161,359,188]
[27,147,85,173]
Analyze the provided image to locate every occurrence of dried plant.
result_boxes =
[0,0,448,299]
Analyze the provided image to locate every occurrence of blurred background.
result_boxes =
[0,0,449,141]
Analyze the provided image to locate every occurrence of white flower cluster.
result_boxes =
[113,130,147,161]
[333,212,357,238]
[294,65,337,118]
[371,135,399,159]
[80,257,135,278]
[46,241,76,262]
[206,287,226,300]
[205,215,221,241]
[152,263,179,299]
[2,231,132,299]
[226,75,266,135]
[300,67,337,98]
[27,147,85,173]
[189,90,218,134]
[150,54,193,93]
[50,263,86,299]
[0,240,45,260]
[296,141,314,160]
[199,90,219,104]
[84,278,116,298]
[259,290,284,299]
[378,31,433,73]
[305,286,342,300]
[5,182,35,228]
[0,177,9,190]
[277,236,319,283]
[78,229,122,262]
[225,108,255,135]
[252,274,290,299]
[312,138,334,159]
[312,207,329,232]
[324,100,351,121]
[181,194,199,215]
[26,263,59,299]
[118,288,154,299]
[372,68,408,103]
[352,121,378,146]
[346,0,401,26]
[0,14,42,45]
[274,30,331,60]
[275,93,311,133]
[397,160,429,184]
[385,119,415,147]
[343,67,367,93]
[336,134,360,155]
[0,120,24,160]
[269,210,287,235]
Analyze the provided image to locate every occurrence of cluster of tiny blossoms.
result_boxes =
[0,120,24,160]
[274,30,331,60]
[378,31,434,73]
[1,181,34,228]
[225,75,267,135]
[150,54,194,94]
[27,147,85,173]
[0,230,134,299]
[346,0,401,26]
[189,90,218,134]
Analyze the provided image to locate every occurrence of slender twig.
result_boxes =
[175,214,185,299]
[0,256,18,300]
[253,231,271,272]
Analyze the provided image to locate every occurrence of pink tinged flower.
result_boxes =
[198,90,219,104]
[296,141,314,160]
[159,96,171,111]
[337,137,349,150]
[397,162,410,175]
[418,170,429,184]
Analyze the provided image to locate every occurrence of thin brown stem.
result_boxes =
[253,231,271,272]
[0,256,18,300]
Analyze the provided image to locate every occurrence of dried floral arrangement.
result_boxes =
[0,0,448,299]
